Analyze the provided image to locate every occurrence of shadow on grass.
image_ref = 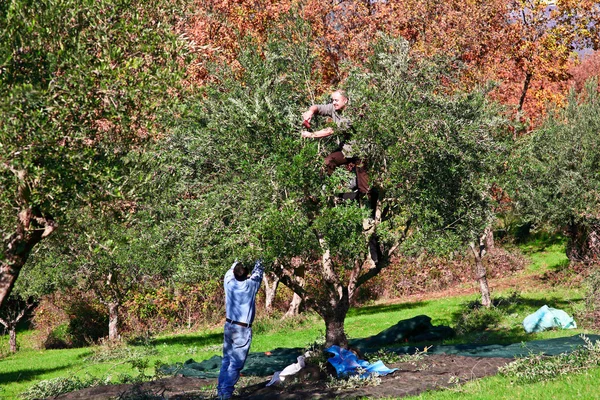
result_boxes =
[448,292,584,346]
[0,365,71,385]
[511,296,583,312]
[347,301,429,318]
[151,332,223,348]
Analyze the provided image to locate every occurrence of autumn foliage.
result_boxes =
[186,0,599,126]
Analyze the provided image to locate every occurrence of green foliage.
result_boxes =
[509,79,600,257]
[0,0,190,255]
[135,15,326,278]
[33,291,108,349]
[345,35,509,255]
[576,268,600,329]
[585,269,600,313]
[151,28,509,287]
[499,335,600,384]
[453,292,523,336]
[454,304,504,336]
[20,374,111,400]
[364,348,427,364]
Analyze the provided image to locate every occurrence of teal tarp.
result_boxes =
[384,334,600,358]
[159,314,598,378]
[160,347,303,378]
[523,305,577,333]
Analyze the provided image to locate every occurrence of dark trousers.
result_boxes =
[324,151,369,194]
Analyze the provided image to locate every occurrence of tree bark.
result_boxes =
[0,260,27,311]
[483,226,495,253]
[1,171,57,309]
[285,293,302,318]
[322,289,350,348]
[566,223,600,263]
[108,302,119,341]
[0,300,33,353]
[1,225,54,310]
[284,264,305,318]
[469,236,491,308]
[262,272,280,314]
[9,325,17,353]
[518,71,532,112]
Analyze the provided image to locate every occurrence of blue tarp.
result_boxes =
[325,345,398,378]
[523,305,577,333]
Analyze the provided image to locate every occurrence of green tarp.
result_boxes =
[160,347,303,378]
[385,334,600,359]
[160,315,598,378]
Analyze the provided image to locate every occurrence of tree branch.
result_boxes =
[353,218,409,290]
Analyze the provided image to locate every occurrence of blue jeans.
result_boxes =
[217,322,252,399]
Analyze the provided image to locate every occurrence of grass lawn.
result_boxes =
[1,237,598,399]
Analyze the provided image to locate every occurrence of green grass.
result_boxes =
[517,234,569,275]
[1,236,598,399]
[407,366,600,400]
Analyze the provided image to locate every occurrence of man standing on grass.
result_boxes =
[217,259,264,400]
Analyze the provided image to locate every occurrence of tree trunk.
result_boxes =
[284,264,305,318]
[566,223,600,263]
[518,71,532,112]
[469,235,491,308]
[323,307,349,348]
[285,293,302,318]
[474,250,491,308]
[108,302,119,341]
[484,226,495,253]
[0,261,25,311]
[9,325,17,353]
[0,300,33,353]
[1,206,56,309]
[262,272,280,314]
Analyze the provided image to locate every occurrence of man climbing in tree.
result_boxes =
[301,90,369,201]
[217,260,264,400]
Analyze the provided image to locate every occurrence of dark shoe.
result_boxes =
[338,191,361,201]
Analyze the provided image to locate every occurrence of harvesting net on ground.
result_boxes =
[160,315,600,379]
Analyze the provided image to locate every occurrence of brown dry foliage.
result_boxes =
[32,290,107,349]
[355,248,527,304]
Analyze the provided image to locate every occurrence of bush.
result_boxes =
[122,280,225,335]
[574,266,600,329]
[454,303,504,336]
[355,247,526,304]
[33,291,107,349]
[453,291,522,336]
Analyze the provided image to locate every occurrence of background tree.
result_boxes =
[489,0,600,124]
[63,213,175,341]
[0,242,61,352]
[509,79,600,262]
[571,50,600,93]
[0,293,34,353]
[0,0,190,309]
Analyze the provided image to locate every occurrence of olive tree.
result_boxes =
[509,80,600,262]
[0,0,190,309]
[164,18,507,347]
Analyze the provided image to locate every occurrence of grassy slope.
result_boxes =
[1,238,598,399]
